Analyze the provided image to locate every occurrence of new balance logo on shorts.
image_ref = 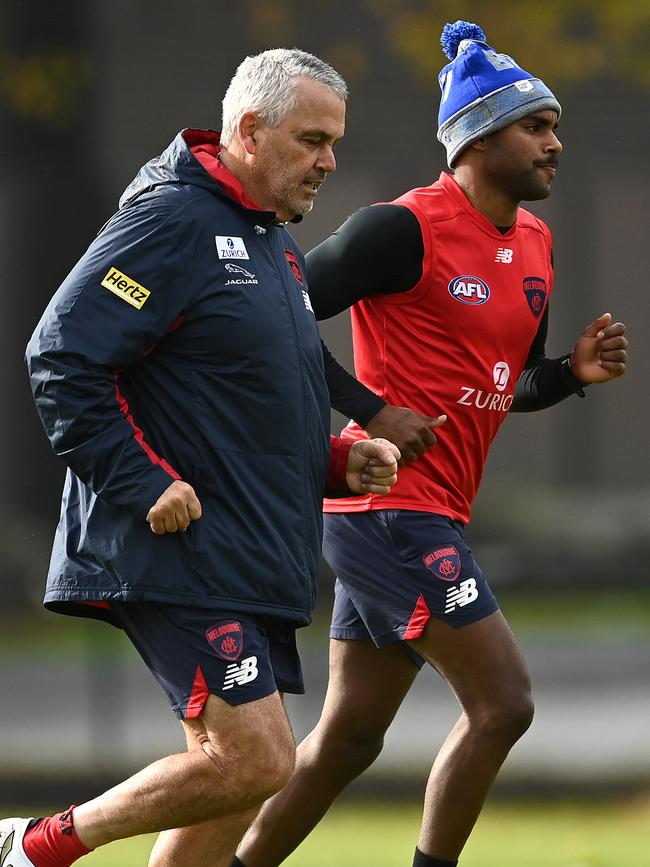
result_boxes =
[445,578,479,613]
[222,656,259,690]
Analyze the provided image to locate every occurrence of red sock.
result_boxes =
[22,807,93,867]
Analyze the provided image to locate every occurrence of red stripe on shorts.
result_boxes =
[186,665,210,718]
[403,593,431,639]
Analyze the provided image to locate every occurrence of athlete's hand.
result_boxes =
[146,480,202,534]
[365,405,447,465]
[346,438,400,495]
[571,313,628,384]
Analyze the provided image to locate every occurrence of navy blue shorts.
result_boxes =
[324,511,499,665]
[110,602,304,719]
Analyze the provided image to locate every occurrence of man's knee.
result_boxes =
[473,689,534,744]
[308,720,386,776]
[201,720,295,805]
[188,693,296,811]
[249,728,296,798]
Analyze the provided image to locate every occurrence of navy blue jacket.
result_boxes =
[26,130,331,627]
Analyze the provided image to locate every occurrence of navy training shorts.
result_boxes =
[110,601,304,719]
[324,510,499,666]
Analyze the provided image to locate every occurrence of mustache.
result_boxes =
[535,157,559,168]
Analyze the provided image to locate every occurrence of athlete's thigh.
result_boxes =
[318,638,419,739]
[408,610,531,711]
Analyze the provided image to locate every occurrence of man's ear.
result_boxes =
[468,136,487,154]
[239,112,261,156]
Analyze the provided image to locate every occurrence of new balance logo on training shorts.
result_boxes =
[445,578,479,614]
[222,656,259,690]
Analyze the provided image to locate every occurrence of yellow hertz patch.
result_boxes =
[101,267,151,309]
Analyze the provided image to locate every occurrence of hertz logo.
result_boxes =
[101,267,150,309]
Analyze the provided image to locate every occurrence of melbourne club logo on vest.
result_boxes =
[423,546,461,582]
[206,620,244,662]
[448,275,490,305]
[523,276,547,317]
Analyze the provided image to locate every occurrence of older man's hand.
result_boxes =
[346,438,401,495]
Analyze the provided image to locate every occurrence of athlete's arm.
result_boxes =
[511,305,587,412]
[311,205,423,425]
[321,341,385,426]
[311,206,445,462]
[307,204,423,319]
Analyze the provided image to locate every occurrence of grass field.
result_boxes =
[33,797,648,866]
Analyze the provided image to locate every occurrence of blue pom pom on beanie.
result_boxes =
[437,20,561,167]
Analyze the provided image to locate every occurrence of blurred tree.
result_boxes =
[1,2,104,599]
[366,0,650,89]
[0,50,89,129]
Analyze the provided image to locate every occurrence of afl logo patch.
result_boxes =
[206,620,244,661]
[448,275,490,305]
[423,546,462,582]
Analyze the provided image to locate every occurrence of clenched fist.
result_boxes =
[346,438,401,495]
[146,480,202,534]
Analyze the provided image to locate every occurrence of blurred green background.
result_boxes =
[1,0,649,861]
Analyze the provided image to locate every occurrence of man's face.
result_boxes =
[247,77,346,222]
[482,110,562,202]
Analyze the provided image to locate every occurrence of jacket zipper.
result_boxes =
[260,225,313,606]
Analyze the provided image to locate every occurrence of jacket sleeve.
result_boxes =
[324,434,354,496]
[26,205,196,518]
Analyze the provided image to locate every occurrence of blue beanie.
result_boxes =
[437,21,561,167]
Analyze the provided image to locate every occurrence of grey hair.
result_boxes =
[221,48,348,146]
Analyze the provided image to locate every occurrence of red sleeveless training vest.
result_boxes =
[324,171,554,523]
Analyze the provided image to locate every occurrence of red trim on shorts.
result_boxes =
[80,601,112,610]
[404,593,431,639]
[186,665,210,718]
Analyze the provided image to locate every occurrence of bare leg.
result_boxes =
[237,638,418,867]
[72,691,295,853]
[408,610,534,860]
[148,809,258,867]
[148,705,265,867]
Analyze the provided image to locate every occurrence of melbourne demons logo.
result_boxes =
[284,249,304,285]
[206,620,244,661]
[448,275,490,305]
[423,546,461,582]
[523,276,547,317]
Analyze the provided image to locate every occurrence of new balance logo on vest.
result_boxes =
[445,578,479,613]
[222,656,259,690]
